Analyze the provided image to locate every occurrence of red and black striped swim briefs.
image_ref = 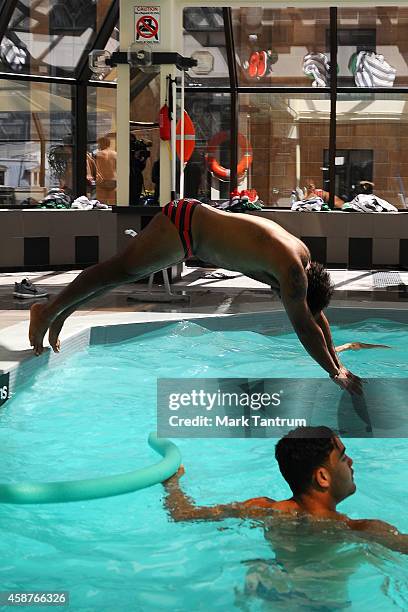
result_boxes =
[162,198,201,258]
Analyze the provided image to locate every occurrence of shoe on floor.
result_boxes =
[13,278,48,299]
[248,52,260,78]
[230,189,241,206]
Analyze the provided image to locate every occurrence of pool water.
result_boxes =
[0,318,407,611]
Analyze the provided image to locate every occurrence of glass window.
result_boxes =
[337,7,408,87]
[87,86,117,204]
[185,91,231,200]
[1,0,114,77]
[0,79,73,206]
[233,8,330,87]
[336,93,408,208]
[128,73,160,204]
[323,149,374,202]
[90,24,119,82]
[183,8,230,89]
[238,93,330,207]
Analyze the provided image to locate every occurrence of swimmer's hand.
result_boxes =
[331,366,363,395]
[173,465,185,479]
[163,465,185,487]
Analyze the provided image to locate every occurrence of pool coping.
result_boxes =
[1,304,407,399]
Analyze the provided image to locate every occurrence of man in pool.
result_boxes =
[29,199,362,394]
[162,426,408,556]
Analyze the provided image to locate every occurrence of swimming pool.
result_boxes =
[0,311,407,610]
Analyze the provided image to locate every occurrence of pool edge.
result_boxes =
[1,305,407,400]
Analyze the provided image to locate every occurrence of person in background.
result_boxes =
[95,136,117,205]
[304,181,344,209]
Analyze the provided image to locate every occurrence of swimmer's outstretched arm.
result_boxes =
[315,311,341,368]
[335,343,391,353]
[163,467,275,522]
[280,267,362,395]
[347,518,408,555]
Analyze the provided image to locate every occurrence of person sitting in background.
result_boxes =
[304,181,344,209]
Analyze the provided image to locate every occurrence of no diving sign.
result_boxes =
[135,6,160,43]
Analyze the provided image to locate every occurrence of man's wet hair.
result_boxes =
[275,426,336,495]
[306,262,334,315]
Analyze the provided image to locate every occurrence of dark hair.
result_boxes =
[359,181,374,195]
[275,426,335,495]
[306,262,334,314]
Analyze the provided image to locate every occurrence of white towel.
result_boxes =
[354,52,396,88]
[303,53,330,87]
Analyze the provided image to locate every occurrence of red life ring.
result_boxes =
[206,131,253,182]
[176,111,196,163]
[159,104,171,141]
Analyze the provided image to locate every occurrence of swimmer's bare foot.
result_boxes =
[48,315,66,353]
[29,303,52,355]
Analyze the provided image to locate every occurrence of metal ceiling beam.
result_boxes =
[223,7,238,197]
[328,6,338,211]
[0,0,18,46]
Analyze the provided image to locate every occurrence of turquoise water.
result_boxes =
[0,318,407,611]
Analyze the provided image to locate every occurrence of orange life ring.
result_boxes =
[206,131,253,182]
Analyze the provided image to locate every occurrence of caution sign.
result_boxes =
[134,6,160,43]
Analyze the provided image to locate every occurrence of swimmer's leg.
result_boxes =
[29,213,185,354]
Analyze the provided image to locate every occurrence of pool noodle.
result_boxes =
[0,433,181,504]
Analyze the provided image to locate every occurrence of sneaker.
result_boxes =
[230,189,241,206]
[295,186,304,201]
[13,279,48,299]
[256,51,274,79]
[257,51,267,78]
[248,52,260,78]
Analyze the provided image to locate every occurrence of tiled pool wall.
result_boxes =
[3,306,408,399]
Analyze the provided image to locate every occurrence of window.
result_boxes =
[323,150,373,201]
[0,79,74,206]
[239,94,330,206]
[2,0,114,78]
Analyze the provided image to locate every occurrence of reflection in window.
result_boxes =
[323,150,373,202]
[90,25,119,82]
[183,8,229,88]
[129,73,160,204]
[238,94,330,207]
[233,8,330,87]
[2,0,113,77]
[0,80,73,206]
[186,92,231,200]
[338,7,408,87]
[335,94,408,208]
[88,87,117,204]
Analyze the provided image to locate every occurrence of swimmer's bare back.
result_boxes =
[192,204,310,284]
